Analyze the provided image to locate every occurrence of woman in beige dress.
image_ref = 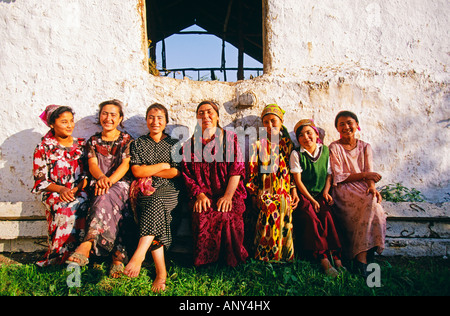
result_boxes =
[329,111,386,277]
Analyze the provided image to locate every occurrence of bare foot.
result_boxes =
[152,276,166,293]
[321,258,338,277]
[124,256,144,278]
[334,259,345,270]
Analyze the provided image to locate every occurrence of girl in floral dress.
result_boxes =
[329,111,386,277]
[246,104,299,263]
[66,100,134,278]
[32,105,88,267]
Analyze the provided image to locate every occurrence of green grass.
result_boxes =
[0,254,449,296]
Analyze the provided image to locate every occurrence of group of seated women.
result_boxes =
[32,100,386,291]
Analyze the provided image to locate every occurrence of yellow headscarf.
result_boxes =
[260,104,292,143]
[261,104,285,121]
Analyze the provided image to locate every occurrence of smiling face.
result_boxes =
[297,125,318,153]
[262,114,283,137]
[197,103,219,132]
[50,111,74,138]
[146,108,167,135]
[99,103,123,133]
[336,115,359,139]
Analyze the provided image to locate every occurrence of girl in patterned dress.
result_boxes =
[289,119,343,276]
[246,104,299,263]
[123,103,181,293]
[32,105,88,267]
[66,100,135,278]
[329,111,386,277]
[182,101,248,267]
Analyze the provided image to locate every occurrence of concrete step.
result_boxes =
[1,201,449,256]
[384,237,450,257]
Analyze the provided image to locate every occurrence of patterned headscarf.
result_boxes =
[261,104,285,121]
[260,104,293,143]
[294,118,323,144]
[39,104,62,127]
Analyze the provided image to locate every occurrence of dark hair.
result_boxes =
[196,100,221,129]
[97,99,124,127]
[295,124,317,141]
[48,106,74,126]
[334,110,359,128]
[146,103,169,123]
[196,100,220,116]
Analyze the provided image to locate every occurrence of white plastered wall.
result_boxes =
[0,0,448,249]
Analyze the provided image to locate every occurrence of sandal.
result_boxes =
[66,252,89,267]
[109,262,125,278]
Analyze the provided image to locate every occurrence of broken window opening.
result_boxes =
[155,25,262,81]
[146,0,263,82]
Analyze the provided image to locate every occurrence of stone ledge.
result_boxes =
[0,201,449,255]
[383,201,450,221]
[0,220,47,240]
[0,201,45,220]
[2,201,447,220]
[0,238,47,253]
[387,221,449,239]
[384,238,450,257]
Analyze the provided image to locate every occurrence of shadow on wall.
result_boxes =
[2,98,448,207]
[0,129,43,203]
[1,99,448,252]
[0,128,47,249]
[72,115,101,140]
[367,108,450,203]
[121,115,150,139]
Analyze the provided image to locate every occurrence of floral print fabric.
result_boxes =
[329,139,386,259]
[32,131,88,266]
[182,130,248,267]
[84,131,135,257]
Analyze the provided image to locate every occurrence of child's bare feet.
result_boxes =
[152,276,166,293]
[321,258,339,277]
[334,259,344,269]
[124,255,144,278]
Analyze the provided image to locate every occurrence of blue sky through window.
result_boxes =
[155,25,263,81]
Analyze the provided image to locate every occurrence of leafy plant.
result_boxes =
[378,182,425,202]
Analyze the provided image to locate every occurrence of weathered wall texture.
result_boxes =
[0,0,448,253]
[262,0,450,202]
[265,0,448,80]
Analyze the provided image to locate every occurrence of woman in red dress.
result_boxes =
[182,100,248,267]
